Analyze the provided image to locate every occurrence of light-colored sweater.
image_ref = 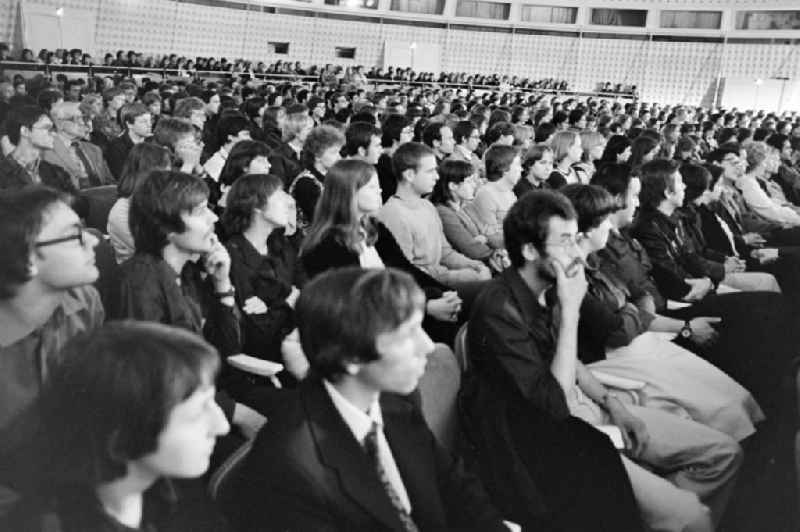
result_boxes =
[379,195,482,284]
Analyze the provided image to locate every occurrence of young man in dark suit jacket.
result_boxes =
[236,267,512,532]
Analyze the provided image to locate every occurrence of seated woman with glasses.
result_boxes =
[2,322,230,531]
[300,159,462,345]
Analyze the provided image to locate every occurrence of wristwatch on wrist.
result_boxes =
[214,287,236,299]
[679,320,693,339]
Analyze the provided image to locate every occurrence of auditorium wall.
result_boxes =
[1,0,798,105]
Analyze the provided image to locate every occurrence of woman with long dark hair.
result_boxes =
[301,159,462,344]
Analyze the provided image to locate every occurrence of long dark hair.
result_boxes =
[300,159,378,256]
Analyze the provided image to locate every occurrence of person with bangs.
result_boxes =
[113,170,266,440]
[432,159,504,270]
[515,144,554,197]
[2,322,230,532]
[236,267,510,532]
[217,140,272,208]
[572,130,606,183]
[628,135,661,176]
[599,134,633,168]
[300,159,462,344]
[288,125,345,236]
[223,174,303,382]
[106,143,173,264]
[546,131,582,188]
[560,184,762,444]
[0,186,103,519]
[466,144,521,246]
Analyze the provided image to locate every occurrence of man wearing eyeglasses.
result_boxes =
[0,185,102,516]
[0,105,77,199]
[43,101,114,189]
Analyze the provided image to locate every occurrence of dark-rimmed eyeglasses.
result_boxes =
[35,224,87,248]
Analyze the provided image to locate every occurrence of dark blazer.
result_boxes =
[43,137,114,188]
[631,208,722,300]
[236,378,507,532]
[697,204,749,257]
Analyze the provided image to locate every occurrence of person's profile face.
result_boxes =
[247,155,271,175]
[33,201,99,290]
[356,172,383,215]
[318,144,342,171]
[360,310,433,395]
[536,216,581,282]
[136,384,229,479]
[363,134,382,165]
[411,155,439,195]
[439,126,455,155]
[171,200,217,254]
[530,151,554,182]
[669,171,686,207]
[260,189,292,228]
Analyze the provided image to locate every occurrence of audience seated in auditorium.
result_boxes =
[561,183,763,440]
[236,267,512,532]
[463,189,743,531]
[379,142,491,285]
[300,159,462,345]
[0,186,103,516]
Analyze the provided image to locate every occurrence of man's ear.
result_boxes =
[521,242,540,262]
[357,146,367,158]
[400,167,416,184]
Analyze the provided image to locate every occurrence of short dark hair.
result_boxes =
[484,144,518,182]
[381,114,409,148]
[705,145,739,164]
[5,105,47,145]
[680,163,711,204]
[504,190,576,268]
[130,171,209,256]
[117,143,173,198]
[35,321,219,487]
[295,267,425,381]
[453,120,477,144]
[215,114,251,148]
[560,184,617,233]
[421,122,444,148]
[343,121,380,157]
[591,163,634,199]
[391,142,435,182]
[0,186,68,298]
[219,140,271,187]
[222,173,283,236]
[153,116,195,149]
[600,134,632,163]
[120,102,149,126]
[534,122,556,143]
[484,121,514,145]
[430,159,473,204]
[638,159,680,210]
